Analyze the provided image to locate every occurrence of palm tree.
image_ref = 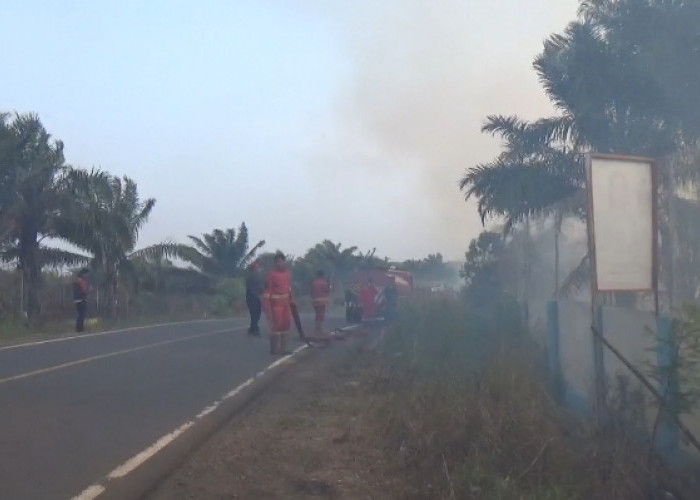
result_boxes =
[305,240,362,285]
[62,174,180,317]
[533,0,700,297]
[462,0,700,296]
[462,115,585,228]
[0,113,94,319]
[0,112,17,243]
[533,20,677,159]
[580,0,700,136]
[181,224,265,279]
[460,115,586,295]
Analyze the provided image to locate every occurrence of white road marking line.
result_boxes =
[0,327,241,386]
[107,421,195,479]
[196,404,219,419]
[106,345,309,482]
[70,484,105,500]
[70,327,349,499]
[0,318,234,352]
[223,378,254,399]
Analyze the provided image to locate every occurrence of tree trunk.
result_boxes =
[109,274,119,320]
[521,217,532,329]
[18,271,24,317]
[554,210,563,298]
[19,229,42,322]
[101,264,120,320]
[524,217,531,298]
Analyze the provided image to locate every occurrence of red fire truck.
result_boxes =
[344,267,414,323]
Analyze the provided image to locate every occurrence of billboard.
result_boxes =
[588,154,656,292]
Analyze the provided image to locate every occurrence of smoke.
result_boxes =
[305,0,574,260]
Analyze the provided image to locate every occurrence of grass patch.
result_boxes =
[360,293,692,499]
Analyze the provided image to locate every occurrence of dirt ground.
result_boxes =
[147,332,414,500]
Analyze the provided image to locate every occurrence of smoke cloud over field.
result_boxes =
[0,0,578,262]
[306,0,578,259]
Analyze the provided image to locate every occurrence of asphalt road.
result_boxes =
[0,315,343,500]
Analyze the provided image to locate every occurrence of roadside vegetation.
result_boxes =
[368,293,693,499]
[460,0,700,302]
[272,3,700,488]
[0,116,454,337]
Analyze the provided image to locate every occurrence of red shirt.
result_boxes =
[73,277,89,301]
[310,278,330,304]
[264,269,292,304]
[360,285,377,317]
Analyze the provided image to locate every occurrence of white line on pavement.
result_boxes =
[71,325,359,500]
[70,343,309,500]
[0,318,235,352]
[71,484,105,500]
[107,422,195,480]
[0,327,241,386]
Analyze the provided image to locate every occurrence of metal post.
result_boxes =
[652,159,678,455]
[592,304,606,416]
[19,271,24,317]
[586,153,606,420]
[656,315,679,453]
[547,300,563,401]
[522,217,531,331]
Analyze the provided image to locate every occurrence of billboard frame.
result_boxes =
[586,153,659,300]
[586,152,660,419]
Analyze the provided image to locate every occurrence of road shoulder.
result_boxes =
[147,328,414,499]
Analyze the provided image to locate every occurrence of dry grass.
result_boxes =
[359,351,683,499]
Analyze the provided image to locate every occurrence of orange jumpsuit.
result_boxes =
[360,284,377,320]
[310,278,331,332]
[263,269,293,335]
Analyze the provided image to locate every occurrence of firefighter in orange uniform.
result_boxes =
[360,277,377,320]
[310,270,331,334]
[262,251,294,355]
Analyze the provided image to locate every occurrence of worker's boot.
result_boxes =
[280,334,290,355]
[269,334,279,355]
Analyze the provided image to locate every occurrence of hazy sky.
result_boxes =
[1,0,579,260]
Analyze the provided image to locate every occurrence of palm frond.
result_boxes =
[39,247,91,268]
[243,239,265,265]
[129,242,189,262]
[482,115,530,142]
[461,157,580,228]
[186,235,210,255]
[131,198,156,237]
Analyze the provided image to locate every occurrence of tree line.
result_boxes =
[459,0,700,303]
[0,114,452,327]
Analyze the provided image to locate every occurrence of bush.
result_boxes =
[210,278,245,316]
[368,294,687,499]
[385,291,522,377]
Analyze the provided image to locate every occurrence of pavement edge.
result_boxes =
[98,327,367,500]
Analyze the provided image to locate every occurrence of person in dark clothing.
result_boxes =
[384,278,399,323]
[245,261,264,335]
[73,268,90,332]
